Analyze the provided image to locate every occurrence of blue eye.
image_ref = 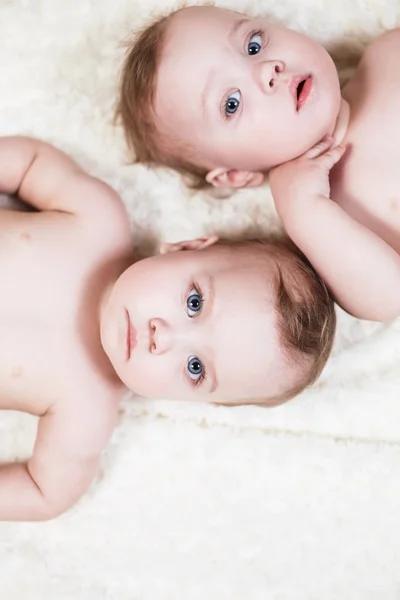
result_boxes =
[225,91,241,116]
[248,32,262,55]
[187,289,203,317]
[187,355,203,382]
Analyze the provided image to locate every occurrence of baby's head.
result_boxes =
[118,5,342,188]
[100,236,336,406]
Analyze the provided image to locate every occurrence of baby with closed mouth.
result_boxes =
[0,136,334,521]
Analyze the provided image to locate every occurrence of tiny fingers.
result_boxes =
[304,136,334,159]
[318,143,347,169]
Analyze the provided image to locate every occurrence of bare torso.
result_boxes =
[0,210,127,417]
[331,29,400,254]
[0,137,136,521]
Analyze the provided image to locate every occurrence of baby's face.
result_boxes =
[100,243,294,403]
[155,6,341,174]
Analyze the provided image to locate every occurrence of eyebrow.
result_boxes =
[229,17,249,41]
[200,69,215,116]
[200,18,249,117]
[203,275,218,395]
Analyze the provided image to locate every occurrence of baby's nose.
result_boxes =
[256,60,285,94]
[149,318,172,355]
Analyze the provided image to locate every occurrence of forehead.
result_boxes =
[156,8,244,114]
[162,7,243,72]
[160,245,273,279]
[184,249,291,401]
[167,6,242,40]
[210,279,286,401]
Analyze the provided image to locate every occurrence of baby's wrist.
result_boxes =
[276,193,320,231]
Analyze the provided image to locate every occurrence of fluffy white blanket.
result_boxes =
[1,0,400,598]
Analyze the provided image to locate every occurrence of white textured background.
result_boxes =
[1,0,400,598]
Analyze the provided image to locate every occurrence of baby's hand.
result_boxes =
[269,137,346,225]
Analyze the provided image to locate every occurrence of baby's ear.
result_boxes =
[206,168,265,189]
[159,234,219,255]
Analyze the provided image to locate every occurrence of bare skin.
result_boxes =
[0,137,132,521]
[333,29,400,254]
[270,30,400,321]
[154,7,400,321]
[0,137,296,521]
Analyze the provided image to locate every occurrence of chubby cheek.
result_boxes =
[241,127,303,171]
[121,354,181,399]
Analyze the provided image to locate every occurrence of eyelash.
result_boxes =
[192,364,207,387]
[221,92,240,122]
[186,282,207,387]
[247,28,264,50]
[221,29,265,122]
[221,103,228,122]
[192,283,204,314]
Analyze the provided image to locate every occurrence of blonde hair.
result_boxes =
[116,10,213,189]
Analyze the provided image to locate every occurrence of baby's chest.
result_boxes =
[0,246,100,412]
[332,72,400,252]
[0,306,93,414]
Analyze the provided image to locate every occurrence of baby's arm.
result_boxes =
[0,399,116,521]
[269,139,400,321]
[0,136,125,217]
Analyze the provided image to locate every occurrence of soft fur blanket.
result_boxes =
[1,0,400,598]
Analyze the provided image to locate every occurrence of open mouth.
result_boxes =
[297,79,306,99]
[296,76,313,111]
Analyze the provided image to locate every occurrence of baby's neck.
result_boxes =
[331,98,350,146]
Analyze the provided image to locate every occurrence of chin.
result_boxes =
[306,106,340,150]
[118,373,147,397]
[322,80,342,126]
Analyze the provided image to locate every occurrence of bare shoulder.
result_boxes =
[53,381,122,457]
[76,176,131,233]
[71,176,134,260]
[348,28,400,95]
[361,27,400,63]
[32,138,132,241]
[373,27,400,45]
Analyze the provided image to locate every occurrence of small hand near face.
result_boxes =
[266,135,400,323]
[268,137,347,227]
